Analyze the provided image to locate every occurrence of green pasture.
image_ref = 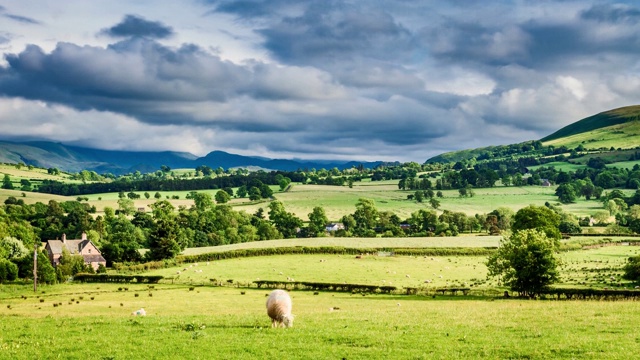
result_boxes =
[607,160,640,169]
[3,244,640,358]
[0,189,72,205]
[151,254,489,289]
[159,243,640,290]
[233,184,565,221]
[182,236,501,256]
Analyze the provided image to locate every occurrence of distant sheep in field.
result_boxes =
[131,308,146,316]
[266,289,294,328]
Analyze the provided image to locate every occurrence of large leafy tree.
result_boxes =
[146,201,187,260]
[512,205,561,239]
[307,206,328,237]
[352,198,378,237]
[268,201,303,238]
[555,183,577,204]
[101,215,144,265]
[487,229,560,298]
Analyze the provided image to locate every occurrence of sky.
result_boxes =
[1,0,640,163]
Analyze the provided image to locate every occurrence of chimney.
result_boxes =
[81,232,87,241]
[62,233,66,244]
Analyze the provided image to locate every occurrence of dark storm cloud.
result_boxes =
[101,15,174,39]
[0,38,250,122]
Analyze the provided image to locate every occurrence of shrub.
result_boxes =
[623,256,640,282]
[0,259,18,282]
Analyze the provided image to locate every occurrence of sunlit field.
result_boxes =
[2,244,640,359]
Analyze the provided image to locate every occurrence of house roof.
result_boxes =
[46,239,89,255]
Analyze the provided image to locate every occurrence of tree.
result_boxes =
[0,259,18,282]
[623,255,640,282]
[56,248,91,281]
[154,192,162,199]
[0,237,29,260]
[268,201,303,238]
[146,215,186,260]
[307,207,328,237]
[555,183,577,204]
[486,229,560,297]
[117,198,136,216]
[2,174,13,190]
[101,215,144,266]
[248,187,262,201]
[512,205,561,240]
[215,190,231,204]
[429,198,440,210]
[352,198,378,237]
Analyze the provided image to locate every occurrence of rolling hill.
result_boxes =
[427,105,640,163]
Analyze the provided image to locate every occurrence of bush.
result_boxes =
[0,259,18,282]
[623,256,640,282]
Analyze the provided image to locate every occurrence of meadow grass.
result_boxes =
[3,245,640,358]
[181,236,502,255]
[2,284,640,359]
[170,243,640,290]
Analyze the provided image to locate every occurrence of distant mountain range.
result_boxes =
[0,141,386,174]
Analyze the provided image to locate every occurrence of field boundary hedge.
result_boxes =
[73,273,163,283]
[541,287,640,300]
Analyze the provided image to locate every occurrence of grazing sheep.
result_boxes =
[266,290,294,328]
[131,308,146,316]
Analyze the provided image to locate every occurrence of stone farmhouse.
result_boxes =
[45,233,106,271]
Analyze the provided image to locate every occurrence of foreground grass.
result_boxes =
[1,285,640,359]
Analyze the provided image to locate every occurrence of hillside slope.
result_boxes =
[427,105,640,163]
[541,105,640,143]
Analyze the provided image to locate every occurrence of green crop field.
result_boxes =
[2,243,640,359]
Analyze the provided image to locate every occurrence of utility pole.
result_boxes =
[33,244,38,293]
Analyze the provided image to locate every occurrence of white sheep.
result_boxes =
[131,308,146,316]
[266,289,294,328]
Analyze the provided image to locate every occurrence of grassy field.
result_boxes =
[526,161,587,172]
[161,243,640,290]
[2,244,640,358]
[181,236,501,255]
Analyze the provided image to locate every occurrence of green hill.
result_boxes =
[427,105,640,163]
[541,105,640,143]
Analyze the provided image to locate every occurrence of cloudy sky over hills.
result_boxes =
[1,0,639,162]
